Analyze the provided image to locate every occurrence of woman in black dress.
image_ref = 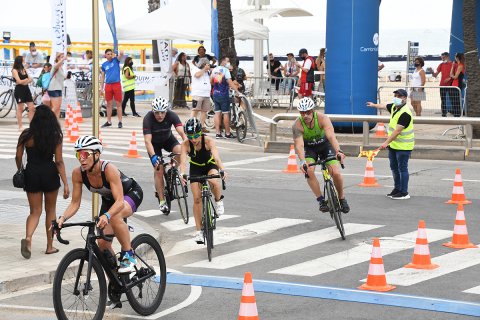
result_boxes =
[16,105,70,259]
[12,56,35,130]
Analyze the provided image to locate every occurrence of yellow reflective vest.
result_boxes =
[388,104,414,150]
[121,66,135,91]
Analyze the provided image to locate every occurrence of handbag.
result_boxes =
[13,147,26,189]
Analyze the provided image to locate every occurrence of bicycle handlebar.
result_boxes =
[0,75,15,83]
[185,171,226,190]
[303,155,345,179]
[51,219,115,245]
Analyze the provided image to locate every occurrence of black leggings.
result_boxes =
[122,89,137,114]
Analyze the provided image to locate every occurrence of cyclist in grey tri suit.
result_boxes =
[55,136,143,273]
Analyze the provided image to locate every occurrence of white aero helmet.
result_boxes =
[151,96,170,112]
[297,97,315,112]
[74,135,103,153]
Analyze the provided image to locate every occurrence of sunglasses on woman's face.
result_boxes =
[187,132,202,140]
[75,150,94,161]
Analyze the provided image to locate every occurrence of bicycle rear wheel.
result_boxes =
[205,109,215,129]
[325,180,345,240]
[203,197,214,261]
[172,170,189,224]
[53,248,107,320]
[126,233,167,316]
[236,110,247,142]
[0,90,14,118]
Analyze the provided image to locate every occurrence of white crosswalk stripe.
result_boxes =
[270,229,452,276]
[184,223,382,269]
[160,214,239,231]
[464,286,480,294]
[166,218,311,257]
[380,246,480,286]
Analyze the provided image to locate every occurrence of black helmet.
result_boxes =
[184,118,202,135]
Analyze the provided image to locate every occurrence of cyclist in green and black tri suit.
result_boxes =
[179,118,226,244]
[292,97,350,213]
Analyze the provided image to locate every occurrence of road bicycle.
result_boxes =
[304,155,346,240]
[205,91,248,142]
[187,172,226,261]
[51,219,166,320]
[154,152,189,224]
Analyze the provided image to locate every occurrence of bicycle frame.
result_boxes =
[53,221,156,294]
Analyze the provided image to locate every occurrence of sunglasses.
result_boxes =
[75,150,94,161]
[300,110,313,116]
[187,132,202,140]
[154,111,166,116]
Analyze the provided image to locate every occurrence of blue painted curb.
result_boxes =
[166,272,480,317]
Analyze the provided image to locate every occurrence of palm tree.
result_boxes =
[463,0,480,137]
[217,0,238,71]
[148,0,161,71]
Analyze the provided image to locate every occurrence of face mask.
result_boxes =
[414,63,420,67]
[31,51,38,56]
[129,62,133,66]
[225,63,231,68]
[393,97,403,106]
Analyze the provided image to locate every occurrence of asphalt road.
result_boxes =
[0,121,479,319]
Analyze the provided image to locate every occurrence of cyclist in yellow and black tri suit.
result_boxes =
[179,118,226,244]
[292,97,350,213]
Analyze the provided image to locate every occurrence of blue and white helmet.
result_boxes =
[151,96,170,112]
[297,97,315,112]
[74,135,103,153]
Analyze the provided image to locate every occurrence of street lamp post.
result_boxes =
[91,0,100,218]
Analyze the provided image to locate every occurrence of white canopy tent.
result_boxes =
[116,0,269,41]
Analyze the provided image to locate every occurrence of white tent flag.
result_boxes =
[50,0,67,63]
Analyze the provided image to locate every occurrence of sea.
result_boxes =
[1,26,451,75]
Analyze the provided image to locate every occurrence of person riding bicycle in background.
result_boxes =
[292,97,350,214]
[179,118,226,244]
[55,135,143,273]
[143,96,187,213]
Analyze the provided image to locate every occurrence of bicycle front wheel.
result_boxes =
[0,90,14,118]
[126,233,167,316]
[172,170,189,224]
[236,110,248,143]
[203,197,214,261]
[53,248,107,320]
[325,180,345,240]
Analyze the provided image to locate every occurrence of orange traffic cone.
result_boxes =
[124,131,141,158]
[238,272,259,320]
[69,120,79,143]
[98,129,107,147]
[443,204,477,249]
[75,102,83,123]
[446,169,471,204]
[358,160,380,187]
[282,144,300,173]
[64,104,71,130]
[375,123,387,138]
[65,107,72,139]
[358,238,396,292]
[404,220,439,270]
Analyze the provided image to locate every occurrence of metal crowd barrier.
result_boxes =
[378,85,464,118]
[243,76,298,110]
[268,113,480,152]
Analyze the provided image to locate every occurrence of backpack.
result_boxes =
[41,72,51,90]
[36,74,43,87]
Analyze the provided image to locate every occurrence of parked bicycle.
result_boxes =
[304,155,346,240]
[186,172,226,261]
[0,75,16,118]
[205,90,248,142]
[51,219,166,320]
[154,152,189,223]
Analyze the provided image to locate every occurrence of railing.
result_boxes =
[268,113,480,151]
[243,76,298,110]
[378,85,465,117]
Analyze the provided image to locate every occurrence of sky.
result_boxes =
[1,0,453,55]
